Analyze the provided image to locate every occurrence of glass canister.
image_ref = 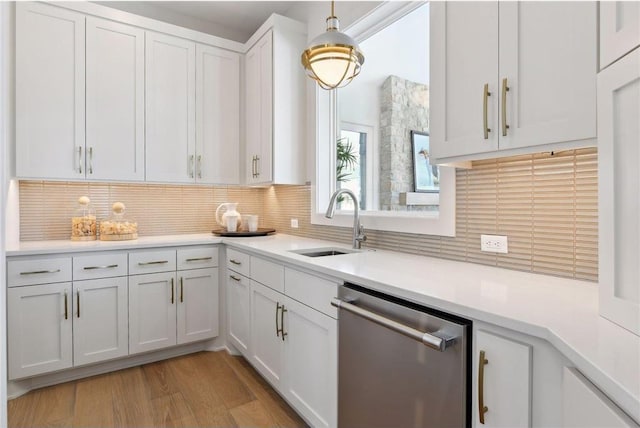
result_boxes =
[99,202,138,241]
[71,196,97,241]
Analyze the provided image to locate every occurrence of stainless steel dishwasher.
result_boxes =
[332,283,471,428]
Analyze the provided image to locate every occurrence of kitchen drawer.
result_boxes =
[8,256,72,287]
[73,252,128,280]
[251,256,284,293]
[285,268,338,318]
[227,248,250,277]
[177,246,219,270]
[129,249,176,275]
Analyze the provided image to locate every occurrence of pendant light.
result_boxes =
[301,1,365,90]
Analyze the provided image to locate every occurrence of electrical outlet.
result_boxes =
[291,218,299,228]
[481,234,508,254]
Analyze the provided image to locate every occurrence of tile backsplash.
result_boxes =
[18,147,598,282]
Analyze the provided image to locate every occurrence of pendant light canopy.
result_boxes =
[301,1,365,90]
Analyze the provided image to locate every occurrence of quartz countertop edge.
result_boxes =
[7,233,640,423]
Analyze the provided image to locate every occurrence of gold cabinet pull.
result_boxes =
[197,155,202,179]
[189,155,195,178]
[229,259,241,265]
[78,146,83,174]
[478,350,489,424]
[483,84,491,140]
[252,155,257,178]
[275,302,281,337]
[501,78,510,136]
[229,275,241,282]
[180,277,184,303]
[280,305,287,341]
[255,156,260,178]
[171,278,175,304]
[88,147,93,174]
[77,290,80,318]
[138,260,168,266]
[20,269,61,275]
[64,291,68,320]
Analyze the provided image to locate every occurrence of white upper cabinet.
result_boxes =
[431,1,597,162]
[600,2,640,70]
[244,18,307,185]
[86,17,145,181]
[597,46,640,336]
[16,2,85,179]
[196,45,240,184]
[145,32,197,183]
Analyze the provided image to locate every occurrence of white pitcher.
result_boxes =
[216,202,242,230]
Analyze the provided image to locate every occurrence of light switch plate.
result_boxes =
[481,234,508,253]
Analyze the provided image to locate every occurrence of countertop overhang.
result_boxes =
[7,233,640,422]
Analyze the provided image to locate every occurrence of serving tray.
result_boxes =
[212,228,276,237]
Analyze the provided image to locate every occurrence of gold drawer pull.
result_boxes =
[83,264,118,270]
[185,257,213,262]
[229,259,241,265]
[138,260,169,266]
[501,78,510,137]
[229,275,241,282]
[20,269,61,275]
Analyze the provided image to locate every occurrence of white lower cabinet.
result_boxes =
[474,329,532,427]
[129,272,177,354]
[282,296,337,428]
[563,367,639,427]
[250,280,285,387]
[227,271,251,356]
[7,282,73,379]
[177,267,219,344]
[73,277,128,366]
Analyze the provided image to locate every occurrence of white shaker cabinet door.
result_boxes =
[7,282,73,379]
[474,330,532,427]
[430,1,499,159]
[145,32,196,183]
[249,280,284,389]
[86,17,145,181]
[227,272,251,357]
[16,2,85,179]
[601,2,640,69]
[498,2,597,151]
[598,47,640,336]
[196,44,240,184]
[73,277,129,366]
[177,268,219,344]
[129,272,177,354]
[283,296,337,428]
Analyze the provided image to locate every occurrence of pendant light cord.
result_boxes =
[331,0,335,19]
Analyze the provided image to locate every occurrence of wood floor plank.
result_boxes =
[8,351,306,428]
[230,400,277,428]
[111,366,154,427]
[222,353,308,428]
[73,373,114,428]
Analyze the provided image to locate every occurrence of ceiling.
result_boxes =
[97,1,311,42]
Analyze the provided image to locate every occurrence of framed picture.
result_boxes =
[411,130,439,193]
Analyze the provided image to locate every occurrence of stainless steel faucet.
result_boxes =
[325,189,367,249]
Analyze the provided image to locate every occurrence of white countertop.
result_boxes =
[7,233,640,422]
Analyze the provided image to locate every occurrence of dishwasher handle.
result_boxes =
[331,297,451,352]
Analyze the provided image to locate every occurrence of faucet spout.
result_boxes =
[325,189,366,249]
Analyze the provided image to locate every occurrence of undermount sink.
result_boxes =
[290,247,360,258]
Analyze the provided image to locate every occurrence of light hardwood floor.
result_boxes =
[8,351,308,428]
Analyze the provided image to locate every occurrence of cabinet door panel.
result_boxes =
[196,45,240,184]
[283,297,337,428]
[146,32,196,183]
[227,272,251,356]
[16,3,85,179]
[86,17,144,181]
[499,2,596,151]
[73,277,128,366]
[601,2,640,69]
[475,330,531,427]
[177,268,219,344]
[249,280,283,388]
[129,272,177,354]
[430,1,499,159]
[7,282,73,379]
[598,48,640,335]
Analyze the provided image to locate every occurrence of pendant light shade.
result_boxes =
[301,1,365,90]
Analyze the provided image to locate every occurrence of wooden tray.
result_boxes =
[99,233,138,241]
[212,228,275,237]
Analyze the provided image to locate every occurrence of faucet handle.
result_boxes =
[357,225,367,242]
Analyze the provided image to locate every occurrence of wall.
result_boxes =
[18,148,598,282]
